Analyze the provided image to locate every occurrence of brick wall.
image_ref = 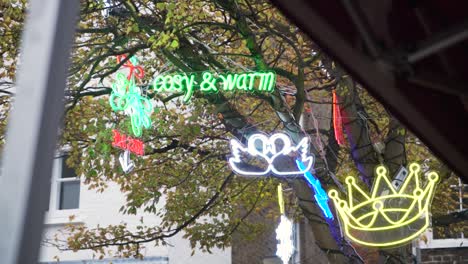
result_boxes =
[420,248,468,264]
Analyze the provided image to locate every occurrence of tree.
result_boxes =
[0,0,465,263]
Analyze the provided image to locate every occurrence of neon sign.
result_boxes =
[151,71,276,102]
[276,215,294,264]
[109,55,153,137]
[296,159,333,219]
[112,130,145,156]
[332,89,345,145]
[119,150,135,174]
[276,184,294,264]
[116,55,144,80]
[109,73,153,137]
[228,133,313,176]
[328,163,439,247]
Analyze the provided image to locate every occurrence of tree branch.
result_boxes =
[433,209,468,226]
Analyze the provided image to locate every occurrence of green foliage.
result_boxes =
[0,0,25,80]
[0,0,464,261]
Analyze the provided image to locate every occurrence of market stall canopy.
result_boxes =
[271,0,468,181]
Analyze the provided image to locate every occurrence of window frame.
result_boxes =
[419,178,468,248]
[48,157,81,211]
[45,156,83,225]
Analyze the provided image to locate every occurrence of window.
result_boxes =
[433,178,468,239]
[418,177,468,249]
[48,156,80,211]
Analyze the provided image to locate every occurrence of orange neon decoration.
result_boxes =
[112,130,145,156]
[116,55,145,81]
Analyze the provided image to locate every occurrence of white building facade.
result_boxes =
[39,157,231,264]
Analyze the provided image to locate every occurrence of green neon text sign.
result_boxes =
[110,72,153,137]
[150,71,276,102]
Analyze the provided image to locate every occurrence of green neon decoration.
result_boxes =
[109,72,153,137]
[129,56,138,66]
[151,71,276,102]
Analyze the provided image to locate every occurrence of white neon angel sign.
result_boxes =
[229,133,313,176]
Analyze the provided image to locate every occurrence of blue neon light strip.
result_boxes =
[295,159,334,219]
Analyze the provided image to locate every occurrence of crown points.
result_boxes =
[345,177,355,185]
[413,188,423,196]
[328,189,338,198]
[376,166,387,176]
[409,163,421,173]
[428,171,439,182]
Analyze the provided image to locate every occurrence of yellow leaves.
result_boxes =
[167,2,176,11]
[0,1,24,81]
[297,34,304,46]
[155,3,165,9]
[169,39,179,49]
[150,31,179,51]
[132,23,140,33]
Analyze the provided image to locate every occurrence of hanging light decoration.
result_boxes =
[276,184,295,264]
[332,90,345,145]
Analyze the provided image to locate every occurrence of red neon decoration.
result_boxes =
[112,129,145,156]
[116,55,145,81]
[332,90,345,146]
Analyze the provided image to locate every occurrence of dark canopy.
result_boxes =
[271,0,468,180]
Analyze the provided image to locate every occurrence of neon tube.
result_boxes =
[296,159,334,219]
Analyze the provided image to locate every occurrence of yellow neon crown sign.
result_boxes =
[328,163,439,247]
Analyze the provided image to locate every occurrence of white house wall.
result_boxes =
[39,176,231,264]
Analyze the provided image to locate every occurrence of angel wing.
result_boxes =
[293,137,314,173]
[228,138,270,176]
